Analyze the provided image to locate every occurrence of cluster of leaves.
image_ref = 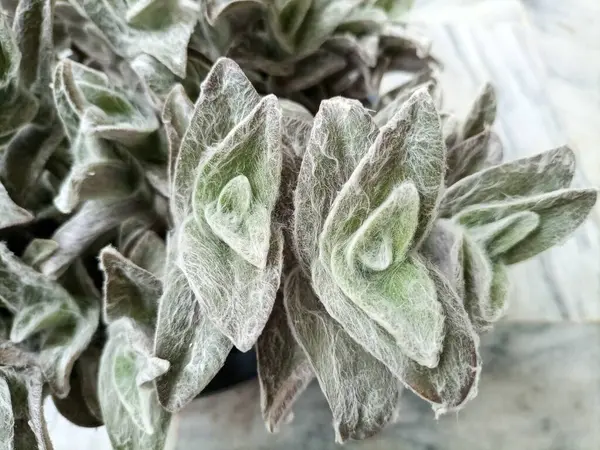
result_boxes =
[0,0,597,449]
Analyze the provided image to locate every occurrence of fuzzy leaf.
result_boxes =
[284,267,399,443]
[294,97,378,274]
[162,84,193,188]
[154,233,232,412]
[312,259,480,413]
[172,57,261,223]
[100,247,162,328]
[446,130,504,186]
[179,216,284,351]
[0,244,99,397]
[99,320,171,450]
[0,182,33,230]
[442,146,577,218]
[126,231,167,279]
[39,194,154,280]
[469,211,540,260]
[456,188,597,264]
[192,95,282,269]
[75,0,199,77]
[462,83,496,139]
[318,89,446,366]
[0,367,53,450]
[257,294,313,433]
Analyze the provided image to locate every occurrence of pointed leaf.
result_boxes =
[294,97,378,273]
[469,211,540,260]
[257,294,313,433]
[100,247,162,327]
[162,84,193,187]
[154,234,232,412]
[99,320,171,450]
[442,146,576,218]
[312,259,480,412]
[462,83,496,139]
[173,58,261,223]
[179,216,284,351]
[456,188,597,264]
[285,267,399,443]
[446,130,503,186]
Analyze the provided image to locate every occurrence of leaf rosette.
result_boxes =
[293,88,481,415]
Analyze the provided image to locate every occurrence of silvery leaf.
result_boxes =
[462,83,496,140]
[126,230,167,279]
[0,367,53,450]
[256,294,313,433]
[271,50,346,94]
[172,57,261,223]
[75,0,200,77]
[318,89,446,366]
[52,60,159,145]
[191,95,282,269]
[294,97,378,274]
[205,0,265,25]
[0,181,33,230]
[445,130,504,186]
[441,146,577,218]
[179,216,284,351]
[162,84,193,187]
[278,98,313,159]
[312,259,480,413]
[99,319,172,450]
[338,6,387,34]
[468,211,540,260]
[284,267,399,443]
[0,244,99,398]
[266,0,312,54]
[455,188,598,264]
[100,246,162,328]
[0,124,65,208]
[21,239,59,270]
[39,193,155,279]
[154,233,231,412]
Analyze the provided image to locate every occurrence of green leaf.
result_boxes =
[126,231,167,279]
[0,244,99,397]
[441,146,577,218]
[294,97,378,274]
[284,267,399,443]
[0,367,53,450]
[162,84,193,188]
[256,294,313,433]
[462,83,496,139]
[0,181,33,230]
[193,95,282,268]
[172,57,261,223]
[100,247,162,327]
[39,194,154,280]
[99,319,172,450]
[445,130,504,186]
[154,234,232,412]
[75,0,200,77]
[317,89,446,366]
[468,211,540,260]
[456,188,597,264]
[154,233,232,412]
[311,259,480,413]
[179,216,284,351]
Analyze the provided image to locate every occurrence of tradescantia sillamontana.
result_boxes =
[0,0,598,448]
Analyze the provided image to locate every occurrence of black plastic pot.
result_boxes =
[199,348,258,396]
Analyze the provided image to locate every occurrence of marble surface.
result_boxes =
[176,323,600,450]
[45,0,600,448]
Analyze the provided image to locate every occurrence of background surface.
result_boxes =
[47,1,600,448]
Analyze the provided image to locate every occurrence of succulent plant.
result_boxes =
[0,0,597,449]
